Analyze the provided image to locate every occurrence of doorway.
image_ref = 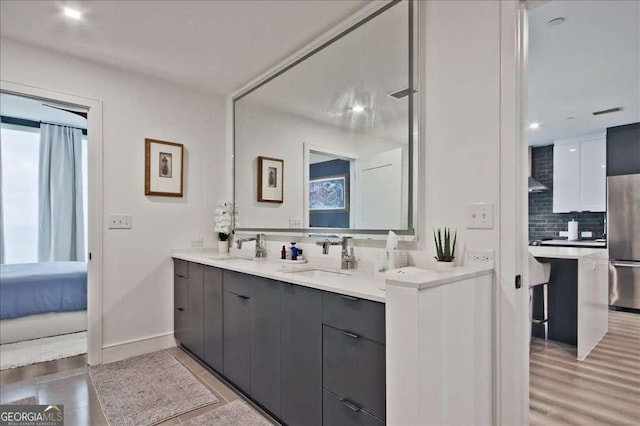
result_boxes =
[0,80,104,366]
[523,1,640,424]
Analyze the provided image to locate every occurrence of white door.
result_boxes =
[355,148,403,229]
[553,142,581,213]
[579,137,607,212]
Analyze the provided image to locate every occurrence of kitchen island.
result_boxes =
[529,246,609,360]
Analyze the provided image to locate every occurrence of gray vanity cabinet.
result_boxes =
[249,277,282,418]
[223,271,252,392]
[281,284,323,426]
[173,260,204,360]
[203,266,223,372]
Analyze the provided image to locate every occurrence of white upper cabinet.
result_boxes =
[579,137,607,212]
[553,133,606,213]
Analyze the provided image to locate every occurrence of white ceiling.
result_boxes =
[0,93,88,129]
[527,0,640,145]
[0,0,369,95]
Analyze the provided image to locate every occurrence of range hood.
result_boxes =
[528,147,549,193]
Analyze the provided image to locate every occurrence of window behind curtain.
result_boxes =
[0,124,88,264]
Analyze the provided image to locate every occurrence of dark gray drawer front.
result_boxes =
[322,292,385,344]
[174,258,189,278]
[223,270,251,297]
[323,325,386,421]
[323,389,384,426]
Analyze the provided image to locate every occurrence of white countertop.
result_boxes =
[384,265,493,290]
[540,239,606,248]
[529,246,607,259]
[172,249,494,302]
[172,249,388,303]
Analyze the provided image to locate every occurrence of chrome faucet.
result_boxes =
[236,233,268,258]
[316,236,355,269]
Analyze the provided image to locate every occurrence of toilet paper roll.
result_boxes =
[568,220,579,241]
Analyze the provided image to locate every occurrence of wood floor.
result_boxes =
[530,310,640,425]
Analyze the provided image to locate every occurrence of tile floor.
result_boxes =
[0,347,274,426]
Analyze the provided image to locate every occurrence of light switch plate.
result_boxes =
[467,202,494,229]
[108,214,132,229]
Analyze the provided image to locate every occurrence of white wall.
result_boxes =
[0,38,226,359]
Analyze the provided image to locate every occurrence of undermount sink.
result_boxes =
[282,268,351,279]
[209,255,255,262]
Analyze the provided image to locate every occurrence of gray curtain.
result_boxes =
[38,123,85,262]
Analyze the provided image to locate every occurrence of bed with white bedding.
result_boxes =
[0,262,87,344]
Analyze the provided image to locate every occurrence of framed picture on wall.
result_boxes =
[309,174,349,211]
[258,156,284,203]
[145,138,184,197]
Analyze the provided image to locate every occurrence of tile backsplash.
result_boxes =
[529,145,606,241]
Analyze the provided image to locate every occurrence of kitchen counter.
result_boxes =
[529,245,608,360]
[539,239,606,248]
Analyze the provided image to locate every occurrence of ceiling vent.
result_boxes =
[388,88,417,100]
[592,106,622,116]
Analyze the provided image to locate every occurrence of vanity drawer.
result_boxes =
[323,389,384,426]
[322,292,385,344]
[174,258,189,279]
[322,325,385,421]
[223,270,251,297]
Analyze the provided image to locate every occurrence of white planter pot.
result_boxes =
[436,261,455,271]
[218,240,229,254]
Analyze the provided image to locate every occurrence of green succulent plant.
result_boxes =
[434,227,457,262]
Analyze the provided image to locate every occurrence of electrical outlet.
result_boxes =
[467,202,494,229]
[467,250,495,267]
[108,214,132,229]
[289,218,302,228]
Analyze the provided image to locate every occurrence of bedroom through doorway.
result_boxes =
[0,92,90,371]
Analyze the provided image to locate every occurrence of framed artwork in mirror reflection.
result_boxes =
[258,156,284,203]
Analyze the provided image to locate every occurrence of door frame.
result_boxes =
[497,0,530,424]
[1,80,104,366]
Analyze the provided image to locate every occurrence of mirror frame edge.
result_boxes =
[230,0,422,241]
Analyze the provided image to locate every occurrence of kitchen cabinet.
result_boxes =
[173,260,204,359]
[553,134,606,213]
[281,284,323,426]
[250,276,282,417]
[203,266,223,372]
[222,272,251,392]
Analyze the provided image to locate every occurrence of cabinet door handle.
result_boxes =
[237,294,250,300]
[340,295,359,301]
[340,398,361,412]
[176,307,185,312]
[176,274,187,278]
[341,330,360,339]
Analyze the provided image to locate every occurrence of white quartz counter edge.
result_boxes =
[384,266,493,290]
[528,246,607,260]
[171,250,387,303]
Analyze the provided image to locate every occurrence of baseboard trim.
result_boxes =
[102,332,176,364]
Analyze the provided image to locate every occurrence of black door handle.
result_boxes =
[340,398,361,412]
[237,294,250,300]
[341,330,360,339]
[176,307,185,312]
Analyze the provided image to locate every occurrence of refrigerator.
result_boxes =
[607,123,640,310]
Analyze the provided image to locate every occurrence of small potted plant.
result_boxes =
[215,199,233,254]
[434,227,457,270]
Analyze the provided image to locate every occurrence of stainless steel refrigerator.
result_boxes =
[607,123,640,310]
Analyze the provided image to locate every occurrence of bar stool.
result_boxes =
[528,254,551,345]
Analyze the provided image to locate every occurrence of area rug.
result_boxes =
[6,396,38,405]
[90,350,218,426]
[181,400,272,426]
[0,331,87,370]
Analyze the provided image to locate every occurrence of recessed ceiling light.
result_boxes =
[565,117,575,120]
[63,7,83,20]
[529,122,540,130]
[569,149,577,152]
[351,105,365,113]
[547,17,565,26]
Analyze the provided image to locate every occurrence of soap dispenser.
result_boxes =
[290,242,299,261]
